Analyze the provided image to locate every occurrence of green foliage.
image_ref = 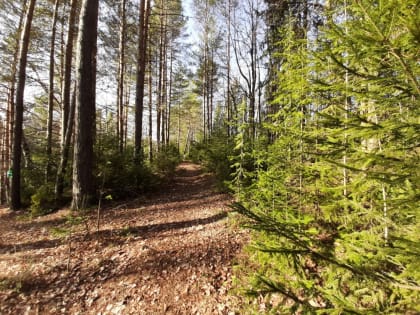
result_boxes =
[233,1,420,313]
[96,136,155,199]
[50,213,88,238]
[0,268,33,294]
[30,184,56,216]
[189,128,235,190]
[151,143,182,177]
[20,152,55,208]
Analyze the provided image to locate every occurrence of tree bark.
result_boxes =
[10,0,37,210]
[134,0,150,160]
[72,0,99,210]
[117,0,126,153]
[167,48,173,144]
[46,0,60,182]
[0,121,5,204]
[55,87,76,200]
[161,24,168,146]
[5,0,27,206]
[156,4,163,150]
[148,44,153,162]
[55,0,78,200]
[226,0,232,137]
[61,0,78,146]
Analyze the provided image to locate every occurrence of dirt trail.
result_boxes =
[0,162,247,314]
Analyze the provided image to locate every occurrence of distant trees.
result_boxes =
[231,0,265,140]
[193,0,221,141]
[0,0,189,210]
[153,0,185,149]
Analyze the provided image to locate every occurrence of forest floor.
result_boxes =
[0,162,249,315]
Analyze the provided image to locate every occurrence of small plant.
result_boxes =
[120,225,137,237]
[152,143,182,177]
[0,278,23,293]
[0,263,34,293]
[50,226,71,238]
[30,184,56,216]
[189,129,235,191]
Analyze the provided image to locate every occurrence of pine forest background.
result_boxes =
[0,0,419,313]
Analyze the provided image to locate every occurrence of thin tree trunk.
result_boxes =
[209,49,214,134]
[55,0,78,200]
[161,26,167,146]
[167,48,173,144]
[177,99,181,152]
[156,1,164,150]
[0,121,5,204]
[55,87,76,199]
[148,44,153,162]
[205,42,210,138]
[117,0,126,153]
[249,2,257,140]
[124,70,131,149]
[134,0,148,160]
[226,0,232,137]
[22,132,33,169]
[10,0,37,210]
[61,0,78,146]
[202,40,207,141]
[72,0,99,210]
[5,0,27,205]
[46,0,60,182]
[58,1,66,102]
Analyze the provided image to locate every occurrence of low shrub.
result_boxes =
[152,143,182,177]
[189,130,234,190]
[30,184,56,216]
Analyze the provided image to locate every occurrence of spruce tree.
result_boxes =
[234,0,419,313]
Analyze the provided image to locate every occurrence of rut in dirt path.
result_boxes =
[0,162,247,315]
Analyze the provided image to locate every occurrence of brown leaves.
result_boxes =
[0,163,247,314]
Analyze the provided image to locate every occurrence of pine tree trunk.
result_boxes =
[167,49,173,145]
[249,3,257,140]
[117,0,126,154]
[226,0,232,137]
[134,0,147,160]
[156,1,164,150]
[210,49,214,135]
[55,87,76,200]
[46,0,60,182]
[202,36,208,141]
[5,0,28,206]
[10,0,37,210]
[72,0,99,210]
[123,72,131,149]
[60,0,78,146]
[148,51,153,162]
[161,26,167,146]
[55,0,78,200]
[0,121,5,204]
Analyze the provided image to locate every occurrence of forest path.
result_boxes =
[0,162,247,314]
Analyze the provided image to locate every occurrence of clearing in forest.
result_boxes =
[0,162,247,314]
